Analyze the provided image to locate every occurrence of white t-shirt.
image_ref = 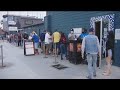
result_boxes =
[28,36,32,40]
[45,32,51,44]
[49,36,52,43]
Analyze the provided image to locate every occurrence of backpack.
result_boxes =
[61,36,66,44]
[24,33,28,39]
[40,33,45,41]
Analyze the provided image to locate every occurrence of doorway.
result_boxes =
[95,21,101,42]
[94,19,109,68]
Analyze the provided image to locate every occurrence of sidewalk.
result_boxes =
[0,41,120,79]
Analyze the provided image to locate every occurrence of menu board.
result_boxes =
[24,41,35,55]
[73,28,82,38]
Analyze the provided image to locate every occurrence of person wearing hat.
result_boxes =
[32,31,39,55]
[81,28,100,79]
[68,29,76,40]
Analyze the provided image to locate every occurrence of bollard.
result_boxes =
[1,45,5,67]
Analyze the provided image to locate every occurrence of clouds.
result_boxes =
[0,11,46,28]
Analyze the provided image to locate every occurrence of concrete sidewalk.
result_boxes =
[0,41,120,79]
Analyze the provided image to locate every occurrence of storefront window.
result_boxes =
[8,16,13,21]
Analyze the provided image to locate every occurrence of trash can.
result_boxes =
[68,40,82,65]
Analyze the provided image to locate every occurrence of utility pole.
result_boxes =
[27,11,28,16]
[7,11,8,15]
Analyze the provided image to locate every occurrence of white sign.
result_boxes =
[73,28,82,38]
[104,28,108,38]
[8,21,16,25]
[115,29,120,40]
[25,41,34,55]
[9,27,18,31]
[26,48,34,55]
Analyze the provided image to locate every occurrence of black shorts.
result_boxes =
[53,42,59,49]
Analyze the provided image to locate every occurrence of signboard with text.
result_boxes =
[73,28,82,38]
[115,29,120,40]
[9,27,18,31]
[8,21,16,25]
[24,41,35,56]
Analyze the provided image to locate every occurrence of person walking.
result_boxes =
[102,31,114,76]
[81,28,100,79]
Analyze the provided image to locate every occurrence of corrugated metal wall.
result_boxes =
[23,24,44,36]
[46,11,120,67]
[113,12,120,67]
[47,11,115,35]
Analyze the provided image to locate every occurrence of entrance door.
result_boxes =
[95,21,101,42]
[95,18,109,68]
[95,21,101,68]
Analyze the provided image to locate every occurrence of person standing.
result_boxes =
[79,28,88,41]
[102,31,114,76]
[48,32,53,55]
[44,31,51,56]
[23,32,29,55]
[81,28,100,79]
[17,31,22,47]
[52,29,61,57]
[40,30,46,53]
[68,29,75,41]
[60,32,67,60]
[32,31,39,55]
[79,28,88,64]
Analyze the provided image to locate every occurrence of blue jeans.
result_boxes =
[60,44,67,59]
[87,54,97,79]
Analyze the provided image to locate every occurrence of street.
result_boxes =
[0,41,120,79]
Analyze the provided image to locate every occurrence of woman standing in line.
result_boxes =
[103,31,114,76]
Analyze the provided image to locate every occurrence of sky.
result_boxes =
[0,11,46,28]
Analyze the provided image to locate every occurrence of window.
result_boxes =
[25,20,33,25]
[8,16,13,21]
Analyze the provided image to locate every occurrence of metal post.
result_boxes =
[1,45,3,67]
[1,45,5,67]
[99,18,102,69]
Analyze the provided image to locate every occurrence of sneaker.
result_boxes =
[61,58,63,60]
[86,76,92,79]
[102,72,111,76]
[93,75,96,77]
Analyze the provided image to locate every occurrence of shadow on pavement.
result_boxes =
[0,62,14,69]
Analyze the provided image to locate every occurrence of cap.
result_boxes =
[71,29,74,31]
[89,28,94,32]
[32,31,35,34]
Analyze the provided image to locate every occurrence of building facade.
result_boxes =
[23,23,44,36]
[2,15,43,34]
[45,11,120,67]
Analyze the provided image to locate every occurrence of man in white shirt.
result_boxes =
[45,31,51,55]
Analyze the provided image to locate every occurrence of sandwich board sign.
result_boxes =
[24,40,35,56]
